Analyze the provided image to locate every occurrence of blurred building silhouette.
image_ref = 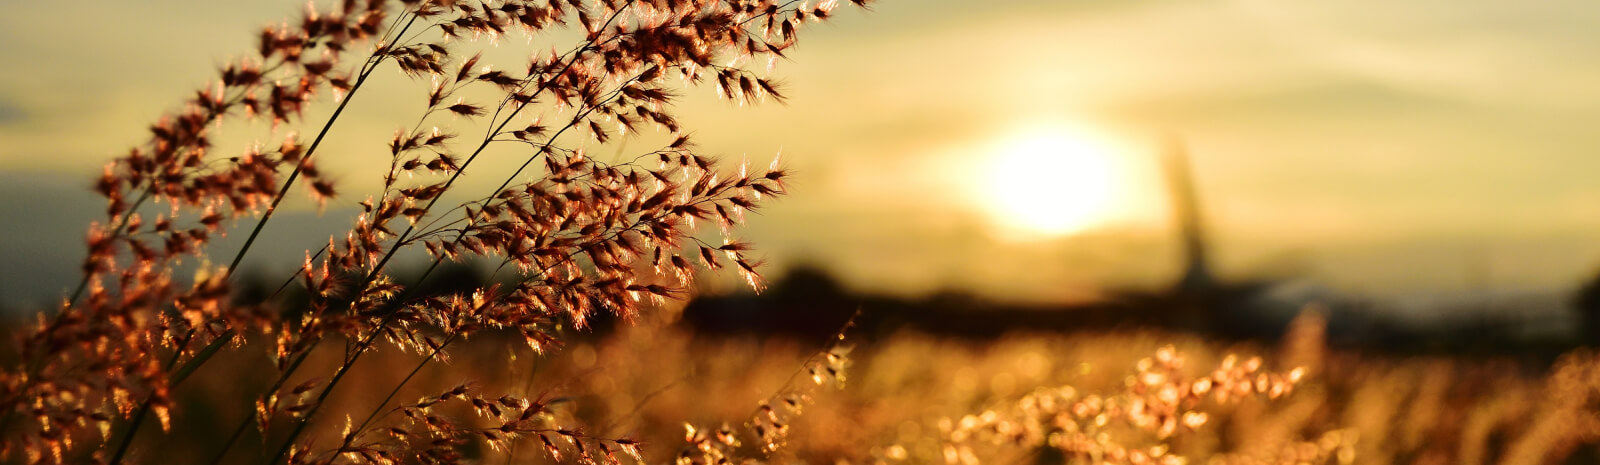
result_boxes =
[1164,136,1215,294]
[678,137,1342,342]
[1574,271,1600,345]
[676,138,1579,357]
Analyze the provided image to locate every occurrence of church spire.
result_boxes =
[1162,136,1214,293]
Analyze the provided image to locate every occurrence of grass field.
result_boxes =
[80,307,1598,464]
[6,1,1600,463]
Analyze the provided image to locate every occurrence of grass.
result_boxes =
[0,0,864,462]
[562,314,1599,465]
[7,0,1600,464]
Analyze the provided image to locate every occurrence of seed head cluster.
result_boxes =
[678,324,853,465]
[899,346,1335,465]
[0,0,870,463]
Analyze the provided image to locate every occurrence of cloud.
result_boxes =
[1103,79,1478,125]
[0,100,22,124]
[0,173,99,308]
[1225,0,1600,110]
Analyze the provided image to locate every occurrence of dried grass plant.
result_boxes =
[16,1,1600,464]
[870,343,1343,465]
[791,312,1600,465]
[0,0,870,463]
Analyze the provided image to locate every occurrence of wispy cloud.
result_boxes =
[0,100,22,124]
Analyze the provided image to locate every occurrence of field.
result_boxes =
[4,0,1600,464]
[37,306,1595,465]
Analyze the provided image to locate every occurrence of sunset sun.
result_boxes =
[983,126,1126,238]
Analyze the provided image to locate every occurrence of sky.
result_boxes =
[3,0,1600,310]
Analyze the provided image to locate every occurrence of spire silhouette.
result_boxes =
[1161,136,1214,293]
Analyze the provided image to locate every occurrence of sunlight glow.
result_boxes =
[984,125,1125,238]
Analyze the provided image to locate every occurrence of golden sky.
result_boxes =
[3,0,1600,306]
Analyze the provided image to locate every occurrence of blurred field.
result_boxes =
[597,312,1600,465]
[74,305,1592,465]
[11,1,1600,464]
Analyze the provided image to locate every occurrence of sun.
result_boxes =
[983,126,1124,238]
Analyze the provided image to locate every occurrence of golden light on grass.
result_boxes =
[982,123,1130,239]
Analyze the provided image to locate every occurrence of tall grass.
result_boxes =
[580,313,1600,465]
[0,0,869,463]
[12,1,1600,465]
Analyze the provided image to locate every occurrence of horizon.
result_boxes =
[4,0,1600,315]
